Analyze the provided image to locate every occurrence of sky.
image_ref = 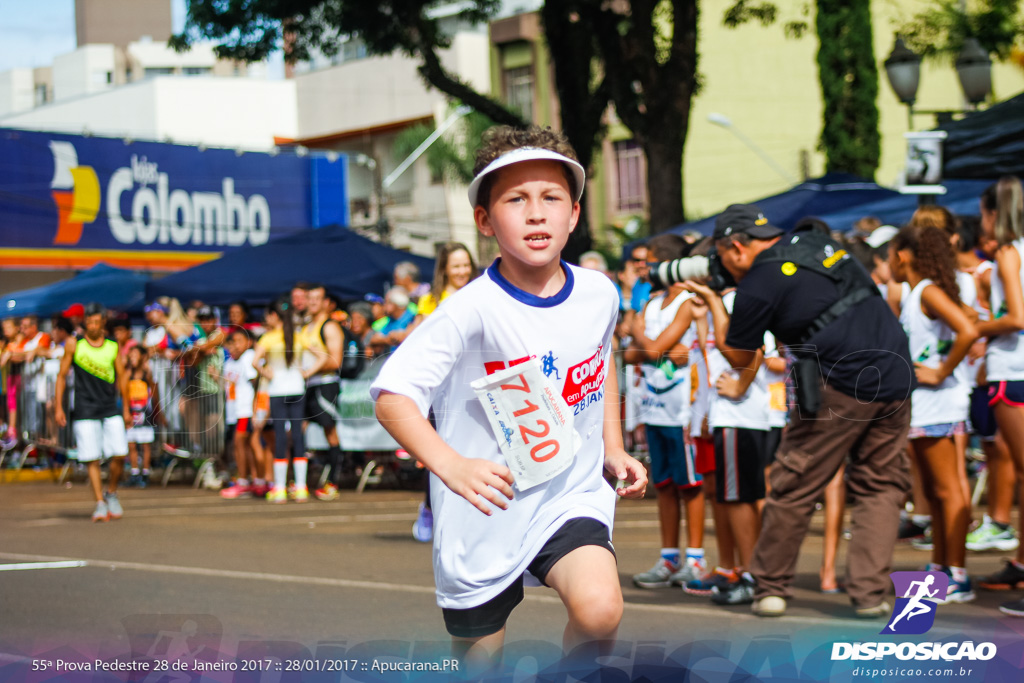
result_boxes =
[0,0,187,72]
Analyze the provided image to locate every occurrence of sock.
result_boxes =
[660,548,681,567]
[950,566,968,584]
[293,457,308,490]
[716,566,735,577]
[993,520,1010,531]
[685,547,705,560]
[1012,560,1024,571]
[142,468,150,476]
[741,571,754,583]
[926,562,945,572]
[273,460,288,490]
[254,478,265,487]
[912,514,932,526]
[236,478,249,487]
[131,468,140,475]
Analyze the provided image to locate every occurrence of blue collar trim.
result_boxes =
[487,259,574,308]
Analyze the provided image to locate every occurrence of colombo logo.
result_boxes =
[49,140,100,245]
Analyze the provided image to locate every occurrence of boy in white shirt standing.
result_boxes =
[372,126,646,667]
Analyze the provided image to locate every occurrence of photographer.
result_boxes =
[681,204,914,619]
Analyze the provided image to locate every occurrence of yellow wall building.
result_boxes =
[489,2,1024,251]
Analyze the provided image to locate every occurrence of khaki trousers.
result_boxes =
[750,384,911,608]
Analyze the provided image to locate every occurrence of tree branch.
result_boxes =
[416,42,527,129]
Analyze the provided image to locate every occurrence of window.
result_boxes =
[504,66,533,121]
[614,140,646,213]
[341,41,368,63]
[33,84,49,106]
[143,67,175,79]
[183,67,211,76]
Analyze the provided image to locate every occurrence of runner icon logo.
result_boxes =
[883,570,949,635]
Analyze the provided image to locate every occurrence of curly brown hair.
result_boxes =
[472,125,579,207]
[893,224,960,303]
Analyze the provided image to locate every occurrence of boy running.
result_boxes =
[373,126,646,665]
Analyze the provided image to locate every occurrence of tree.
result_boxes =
[584,0,699,234]
[726,0,880,179]
[898,0,1024,61]
[172,1,527,129]
[815,0,879,178]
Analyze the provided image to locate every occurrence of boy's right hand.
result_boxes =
[439,457,515,516]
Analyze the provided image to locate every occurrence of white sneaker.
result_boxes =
[632,557,679,588]
[103,492,123,519]
[92,500,109,523]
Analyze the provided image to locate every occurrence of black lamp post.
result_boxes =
[883,37,921,128]
[883,35,992,128]
[956,37,993,106]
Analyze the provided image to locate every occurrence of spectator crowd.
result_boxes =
[4,175,1024,623]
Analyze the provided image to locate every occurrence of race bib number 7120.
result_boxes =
[471,360,579,491]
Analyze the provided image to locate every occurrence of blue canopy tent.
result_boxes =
[812,178,994,232]
[668,173,903,237]
[147,225,435,306]
[622,173,902,260]
[1,263,150,318]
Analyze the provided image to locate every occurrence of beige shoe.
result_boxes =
[854,601,891,619]
[752,595,787,617]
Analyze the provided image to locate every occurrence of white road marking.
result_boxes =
[0,561,87,571]
[0,551,959,632]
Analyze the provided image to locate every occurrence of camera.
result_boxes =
[647,246,736,292]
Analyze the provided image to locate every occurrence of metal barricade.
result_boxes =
[3,351,226,487]
[150,353,225,487]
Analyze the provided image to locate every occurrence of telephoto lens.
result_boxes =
[648,255,709,290]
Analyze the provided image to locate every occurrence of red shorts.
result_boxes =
[694,436,715,475]
[235,418,250,434]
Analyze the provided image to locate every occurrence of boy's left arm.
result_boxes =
[602,353,647,498]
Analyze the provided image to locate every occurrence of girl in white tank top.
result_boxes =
[974,178,1024,602]
[890,224,980,600]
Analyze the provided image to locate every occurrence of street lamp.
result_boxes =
[955,38,993,106]
[883,34,991,127]
[883,37,921,116]
[707,113,798,185]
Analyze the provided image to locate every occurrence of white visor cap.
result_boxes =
[467,147,586,207]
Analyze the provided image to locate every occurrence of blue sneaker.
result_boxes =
[412,503,433,542]
[937,571,975,604]
[683,568,736,596]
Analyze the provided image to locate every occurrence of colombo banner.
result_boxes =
[0,128,348,270]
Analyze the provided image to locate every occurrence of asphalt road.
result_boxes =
[2,477,1023,681]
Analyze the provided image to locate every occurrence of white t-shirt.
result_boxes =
[370,262,619,609]
[958,266,986,389]
[708,292,769,431]
[988,240,1024,382]
[224,349,257,423]
[637,290,692,427]
[900,279,970,427]
[688,322,715,439]
[763,332,789,429]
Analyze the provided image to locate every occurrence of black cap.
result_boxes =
[713,204,784,241]
[196,305,216,319]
